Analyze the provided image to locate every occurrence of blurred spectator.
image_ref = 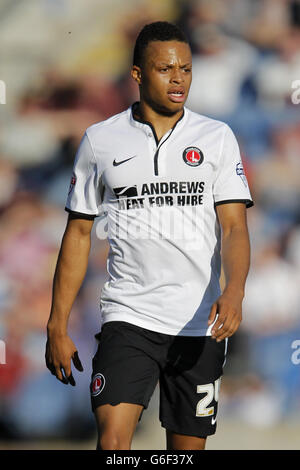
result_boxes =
[186,23,258,116]
[243,239,300,334]
[244,0,291,50]
[239,238,300,421]
[0,159,19,209]
[252,122,300,230]
[254,26,300,109]
[286,224,300,269]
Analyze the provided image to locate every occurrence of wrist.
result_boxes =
[223,284,245,300]
[47,320,68,337]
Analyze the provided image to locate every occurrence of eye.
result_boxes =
[159,67,169,72]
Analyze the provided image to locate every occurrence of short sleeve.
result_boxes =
[65,132,101,218]
[213,125,253,208]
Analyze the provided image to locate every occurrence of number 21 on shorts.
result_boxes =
[196,377,221,417]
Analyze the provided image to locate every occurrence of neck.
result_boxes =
[134,100,184,142]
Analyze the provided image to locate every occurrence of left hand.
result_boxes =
[208,291,243,342]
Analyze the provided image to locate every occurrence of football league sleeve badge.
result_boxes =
[236,161,248,187]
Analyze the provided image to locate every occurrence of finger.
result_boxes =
[215,318,239,342]
[45,352,52,368]
[214,319,233,340]
[214,312,233,334]
[60,367,70,385]
[48,364,56,376]
[216,328,234,342]
[211,302,234,336]
[208,303,217,325]
[45,357,56,375]
[61,362,75,386]
[72,351,83,372]
[217,310,241,336]
[62,362,72,380]
[68,373,76,386]
[55,366,68,385]
[211,315,226,337]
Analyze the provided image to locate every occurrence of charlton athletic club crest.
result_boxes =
[183,147,204,167]
[91,373,106,397]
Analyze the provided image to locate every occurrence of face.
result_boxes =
[131,40,192,115]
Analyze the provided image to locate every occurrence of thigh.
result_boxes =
[90,321,160,415]
[166,430,206,450]
[95,402,144,449]
[159,336,227,439]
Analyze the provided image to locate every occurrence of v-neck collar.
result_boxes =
[129,101,186,145]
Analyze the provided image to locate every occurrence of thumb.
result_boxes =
[72,351,84,372]
[208,302,217,325]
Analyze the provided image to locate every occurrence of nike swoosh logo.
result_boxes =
[113,156,136,166]
[211,416,217,425]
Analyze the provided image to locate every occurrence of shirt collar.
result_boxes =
[128,101,187,142]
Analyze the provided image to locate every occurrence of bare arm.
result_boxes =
[45,215,94,384]
[208,203,250,342]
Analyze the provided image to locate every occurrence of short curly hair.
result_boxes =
[133,21,188,67]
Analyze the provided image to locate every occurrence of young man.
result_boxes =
[45,22,253,450]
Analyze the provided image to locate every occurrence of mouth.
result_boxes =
[167,89,185,103]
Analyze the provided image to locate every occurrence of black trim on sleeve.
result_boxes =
[214,199,254,209]
[65,207,97,220]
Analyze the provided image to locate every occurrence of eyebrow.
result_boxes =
[156,62,192,67]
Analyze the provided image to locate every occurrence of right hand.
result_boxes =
[45,333,83,386]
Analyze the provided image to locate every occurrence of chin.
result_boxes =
[157,101,185,116]
[144,96,185,116]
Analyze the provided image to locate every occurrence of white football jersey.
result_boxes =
[66,104,253,336]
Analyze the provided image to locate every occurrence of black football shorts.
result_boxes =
[90,321,227,438]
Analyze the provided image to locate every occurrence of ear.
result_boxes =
[131,66,142,85]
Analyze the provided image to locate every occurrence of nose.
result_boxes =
[170,68,184,84]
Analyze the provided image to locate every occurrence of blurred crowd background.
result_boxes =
[0,0,300,449]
